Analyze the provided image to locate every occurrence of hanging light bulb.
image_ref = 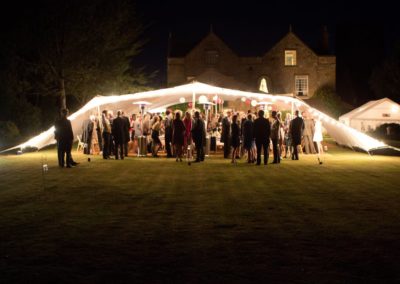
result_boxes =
[199,95,208,104]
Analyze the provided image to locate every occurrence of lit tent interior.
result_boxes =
[3,82,399,155]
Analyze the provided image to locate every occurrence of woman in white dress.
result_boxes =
[313,119,324,164]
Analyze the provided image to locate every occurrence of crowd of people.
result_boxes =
[54,107,325,168]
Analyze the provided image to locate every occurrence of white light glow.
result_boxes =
[132,101,152,105]
[241,97,246,102]
[213,95,219,101]
[3,81,391,154]
[179,97,186,103]
[199,95,208,104]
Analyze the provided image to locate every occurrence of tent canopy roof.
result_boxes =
[2,82,397,154]
[340,98,400,120]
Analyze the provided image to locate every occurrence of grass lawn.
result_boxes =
[1,144,400,283]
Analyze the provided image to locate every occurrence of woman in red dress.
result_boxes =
[183,111,193,153]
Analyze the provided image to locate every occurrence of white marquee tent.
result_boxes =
[3,82,397,154]
[339,97,400,132]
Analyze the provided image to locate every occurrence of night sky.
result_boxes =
[1,0,399,102]
[134,0,399,87]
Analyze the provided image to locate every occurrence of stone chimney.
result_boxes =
[319,25,330,54]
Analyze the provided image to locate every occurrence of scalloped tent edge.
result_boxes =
[2,82,399,155]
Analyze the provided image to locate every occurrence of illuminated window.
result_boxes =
[259,78,269,93]
[205,50,219,65]
[295,75,308,96]
[285,50,297,66]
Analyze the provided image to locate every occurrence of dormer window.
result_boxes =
[205,50,219,65]
[285,50,297,66]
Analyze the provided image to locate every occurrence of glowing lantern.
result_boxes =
[199,95,208,104]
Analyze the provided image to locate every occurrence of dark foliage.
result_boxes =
[370,41,400,102]
[307,86,352,119]
[0,0,153,144]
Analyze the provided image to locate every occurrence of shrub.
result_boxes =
[310,86,351,119]
[368,123,400,140]
[0,121,20,148]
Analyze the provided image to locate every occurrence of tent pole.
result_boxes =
[192,91,196,111]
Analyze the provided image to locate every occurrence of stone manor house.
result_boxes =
[167,29,336,98]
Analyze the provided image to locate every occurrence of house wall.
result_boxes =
[167,32,336,98]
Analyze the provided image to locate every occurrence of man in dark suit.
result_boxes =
[112,110,126,159]
[191,111,205,162]
[221,111,232,158]
[253,110,271,165]
[164,110,173,157]
[290,110,304,160]
[121,111,130,157]
[54,109,74,168]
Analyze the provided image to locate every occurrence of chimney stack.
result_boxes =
[319,25,330,54]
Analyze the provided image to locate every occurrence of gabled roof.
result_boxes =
[340,98,400,120]
[185,31,239,58]
[168,30,323,58]
[262,31,319,58]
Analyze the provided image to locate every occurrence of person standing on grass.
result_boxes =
[121,111,130,157]
[253,110,271,166]
[101,110,111,159]
[270,110,281,164]
[164,110,173,158]
[221,111,232,158]
[313,118,324,164]
[112,111,125,160]
[192,111,205,162]
[172,111,186,162]
[242,113,254,163]
[283,113,292,158]
[183,111,193,159]
[290,110,304,160]
[230,114,240,164]
[54,108,74,168]
[151,115,162,157]
[302,112,316,154]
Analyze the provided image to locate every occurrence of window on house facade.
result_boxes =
[205,50,219,65]
[382,113,391,117]
[285,50,297,66]
[259,78,269,93]
[295,75,308,96]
